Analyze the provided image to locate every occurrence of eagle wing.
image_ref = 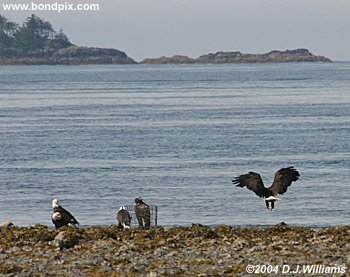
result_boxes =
[232,171,270,198]
[269,166,300,196]
[60,207,79,226]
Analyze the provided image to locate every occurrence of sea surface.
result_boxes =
[0,63,349,227]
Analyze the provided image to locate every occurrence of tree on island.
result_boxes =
[0,14,136,65]
[0,14,72,51]
[48,29,72,50]
[0,15,18,48]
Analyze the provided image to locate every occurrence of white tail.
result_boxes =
[265,196,282,201]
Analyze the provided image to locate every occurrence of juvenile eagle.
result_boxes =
[134,197,151,229]
[232,166,300,209]
[52,199,80,228]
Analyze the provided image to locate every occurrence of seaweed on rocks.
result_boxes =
[0,224,349,276]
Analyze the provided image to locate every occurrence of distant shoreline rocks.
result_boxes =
[140,49,331,64]
[140,55,195,64]
[0,46,136,65]
[52,46,137,65]
[0,15,332,65]
[0,48,331,65]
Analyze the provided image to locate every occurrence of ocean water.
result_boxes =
[0,63,349,227]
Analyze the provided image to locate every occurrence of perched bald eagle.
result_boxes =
[116,206,132,229]
[232,166,300,209]
[134,197,151,229]
[52,199,79,228]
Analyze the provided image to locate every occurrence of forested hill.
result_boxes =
[0,14,136,64]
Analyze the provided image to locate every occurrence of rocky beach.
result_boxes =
[0,222,349,276]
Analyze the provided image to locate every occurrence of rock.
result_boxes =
[195,49,331,63]
[52,46,137,65]
[140,55,194,64]
[53,231,80,250]
[163,226,173,232]
[22,246,32,252]
[141,49,331,64]
[0,46,137,65]
[8,246,21,253]
[0,220,14,230]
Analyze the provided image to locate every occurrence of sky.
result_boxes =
[2,0,350,61]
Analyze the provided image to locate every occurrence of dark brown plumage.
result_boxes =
[232,166,300,209]
[134,197,151,229]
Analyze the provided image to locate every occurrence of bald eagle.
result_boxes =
[134,197,151,229]
[52,199,79,228]
[116,206,132,229]
[232,166,300,209]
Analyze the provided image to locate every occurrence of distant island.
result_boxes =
[140,49,331,64]
[0,14,331,65]
[0,14,136,65]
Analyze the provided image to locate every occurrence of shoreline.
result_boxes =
[1,223,349,275]
[3,222,349,229]
[0,61,336,66]
[0,48,331,65]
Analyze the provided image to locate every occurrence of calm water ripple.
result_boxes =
[0,63,349,227]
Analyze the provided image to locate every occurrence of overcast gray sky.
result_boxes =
[2,0,350,61]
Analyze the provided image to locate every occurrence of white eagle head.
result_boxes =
[135,197,143,204]
[52,198,59,208]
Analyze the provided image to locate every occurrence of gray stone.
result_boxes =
[54,231,80,249]
[0,220,14,229]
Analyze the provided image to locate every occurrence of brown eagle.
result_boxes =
[134,197,151,229]
[232,166,300,209]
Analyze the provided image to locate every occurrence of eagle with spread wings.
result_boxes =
[232,166,300,209]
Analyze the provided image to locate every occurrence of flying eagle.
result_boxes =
[232,166,300,209]
[134,197,151,229]
[52,199,79,228]
[116,206,132,229]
